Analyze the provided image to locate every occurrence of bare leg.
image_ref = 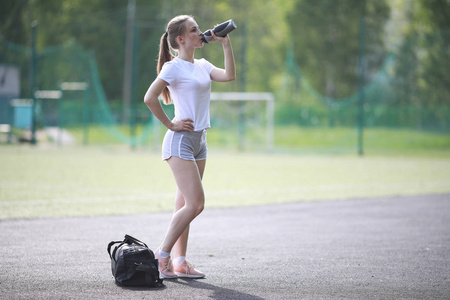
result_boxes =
[159,157,205,253]
[172,189,188,258]
[173,159,206,258]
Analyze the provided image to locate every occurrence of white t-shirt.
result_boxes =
[158,57,215,131]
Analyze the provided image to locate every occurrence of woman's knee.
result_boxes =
[195,202,204,216]
[183,204,203,220]
[192,196,204,217]
[177,192,204,217]
[188,196,204,217]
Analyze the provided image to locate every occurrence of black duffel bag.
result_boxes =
[107,234,163,287]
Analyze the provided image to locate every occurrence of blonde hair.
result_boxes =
[157,15,193,104]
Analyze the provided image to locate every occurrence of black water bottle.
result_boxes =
[201,19,237,44]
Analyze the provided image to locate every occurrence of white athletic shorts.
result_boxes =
[162,129,208,161]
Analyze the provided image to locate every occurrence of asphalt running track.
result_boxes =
[1,194,449,300]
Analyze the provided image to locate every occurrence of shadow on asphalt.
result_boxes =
[114,282,167,291]
[171,278,265,300]
[114,278,264,300]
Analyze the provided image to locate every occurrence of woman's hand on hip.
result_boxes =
[170,118,194,132]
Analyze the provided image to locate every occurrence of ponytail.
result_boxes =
[157,31,173,104]
[157,15,193,105]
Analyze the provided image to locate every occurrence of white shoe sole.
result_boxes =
[159,272,178,279]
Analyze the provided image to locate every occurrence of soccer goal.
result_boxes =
[210,92,275,151]
[152,92,275,150]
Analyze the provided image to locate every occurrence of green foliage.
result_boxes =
[0,0,31,45]
[416,0,450,108]
[1,0,164,100]
[0,0,290,98]
[388,0,450,109]
[285,0,390,99]
[1,0,449,148]
[157,0,288,93]
[277,0,449,132]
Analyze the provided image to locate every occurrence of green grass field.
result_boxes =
[1,139,450,219]
[67,125,450,156]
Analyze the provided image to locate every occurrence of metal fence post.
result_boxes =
[30,21,38,144]
[358,16,366,156]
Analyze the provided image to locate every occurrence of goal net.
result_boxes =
[210,92,274,151]
[152,92,275,151]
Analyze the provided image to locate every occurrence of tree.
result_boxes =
[416,0,450,108]
[0,0,31,45]
[285,0,390,100]
[157,0,290,93]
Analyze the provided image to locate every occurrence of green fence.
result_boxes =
[0,36,158,147]
[1,19,449,153]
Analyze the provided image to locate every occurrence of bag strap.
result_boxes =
[107,235,149,262]
[107,240,125,261]
[124,234,148,248]
[136,264,163,287]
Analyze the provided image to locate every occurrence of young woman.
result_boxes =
[143,15,235,279]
